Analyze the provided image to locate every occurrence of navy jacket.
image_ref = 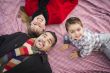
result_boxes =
[0,32,52,73]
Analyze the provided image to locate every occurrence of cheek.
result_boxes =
[69,32,75,37]
[45,43,51,49]
[30,22,34,27]
[68,32,72,36]
[79,30,83,35]
[31,25,39,31]
[41,22,46,29]
[41,25,45,30]
[71,34,76,38]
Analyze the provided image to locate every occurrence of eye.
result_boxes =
[48,39,52,44]
[70,30,75,33]
[77,28,81,31]
[43,33,47,38]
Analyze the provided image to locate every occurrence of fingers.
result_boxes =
[69,51,79,59]
[60,44,69,51]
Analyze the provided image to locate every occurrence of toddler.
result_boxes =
[61,17,110,59]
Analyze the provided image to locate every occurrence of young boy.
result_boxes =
[0,31,57,73]
[61,17,110,59]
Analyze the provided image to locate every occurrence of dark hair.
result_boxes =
[38,0,49,9]
[32,10,48,24]
[32,0,49,25]
[45,31,57,47]
[65,17,83,31]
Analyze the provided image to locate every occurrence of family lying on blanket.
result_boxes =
[1,16,110,73]
[1,0,110,73]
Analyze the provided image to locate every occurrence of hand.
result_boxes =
[60,44,69,51]
[69,51,79,59]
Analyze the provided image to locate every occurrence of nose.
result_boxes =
[42,39,45,44]
[36,22,41,27]
[75,31,79,35]
[43,37,48,42]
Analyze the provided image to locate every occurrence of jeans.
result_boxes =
[0,55,8,72]
[99,33,110,59]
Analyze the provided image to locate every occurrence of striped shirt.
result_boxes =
[64,29,102,57]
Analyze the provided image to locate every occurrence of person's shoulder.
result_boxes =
[15,32,30,39]
[15,32,27,35]
[16,32,28,36]
[84,28,92,32]
[83,28,94,40]
[84,28,94,35]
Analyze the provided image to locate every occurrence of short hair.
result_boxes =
[32,0,49,24]
[32,10,48,24]
[65,17,83,31]
[45,31,57,47]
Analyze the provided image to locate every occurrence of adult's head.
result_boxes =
[34,31,57,52]
[30,10,48,36]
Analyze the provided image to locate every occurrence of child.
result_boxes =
[0,31,57,73]
[61,17,110,59]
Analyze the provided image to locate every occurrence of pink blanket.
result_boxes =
[0,0,110,73]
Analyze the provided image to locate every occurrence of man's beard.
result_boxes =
[28,26,39,37]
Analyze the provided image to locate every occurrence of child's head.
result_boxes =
[65,17,84,40]
[34,31,57,52]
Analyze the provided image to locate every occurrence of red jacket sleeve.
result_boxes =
[47,0,78,24]
[25,0,39,16]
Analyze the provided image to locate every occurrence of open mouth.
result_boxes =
[75,36,80,38]
[74,35,80,39]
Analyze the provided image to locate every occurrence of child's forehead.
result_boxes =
[68,23,82,28]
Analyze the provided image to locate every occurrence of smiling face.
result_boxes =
[30,14,46,35]
[68,23,84,40]
[34,32,55,52]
